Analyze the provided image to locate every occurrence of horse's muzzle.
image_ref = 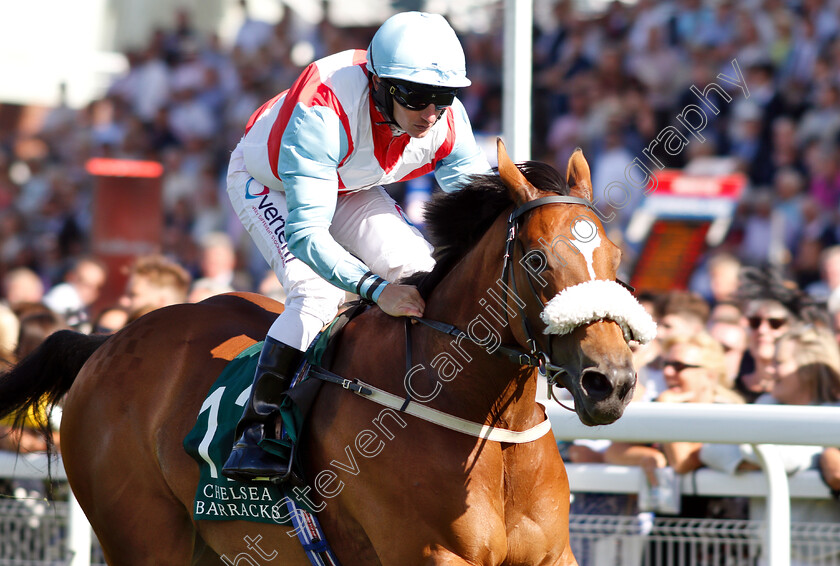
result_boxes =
[571,364,636,426]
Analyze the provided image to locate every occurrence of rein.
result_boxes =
[408,316,541,368]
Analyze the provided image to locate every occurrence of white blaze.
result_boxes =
[569,218,600,280]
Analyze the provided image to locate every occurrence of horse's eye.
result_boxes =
[525,253,543,270]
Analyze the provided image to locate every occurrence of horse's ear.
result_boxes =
[566,148,593,201]
[497,138,539,204]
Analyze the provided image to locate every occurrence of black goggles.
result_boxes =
[384,80,458,111]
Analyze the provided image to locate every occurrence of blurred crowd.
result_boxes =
[1,0,840,514]
[5,0,840,317]
[564,265,840,564]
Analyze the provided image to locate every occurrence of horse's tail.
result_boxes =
[0,330,108,455]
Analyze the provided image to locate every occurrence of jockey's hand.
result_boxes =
[376,284,425,318]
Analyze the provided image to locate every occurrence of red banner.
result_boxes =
[87,158,163,314]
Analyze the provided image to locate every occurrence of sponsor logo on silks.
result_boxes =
[245,177,270,200]
[394,203,415,227]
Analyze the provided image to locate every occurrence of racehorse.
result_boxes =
[0,140,653,565]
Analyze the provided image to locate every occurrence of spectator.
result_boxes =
[15,307,69,361]
[0,2,837,348]
[119,254,192,315]
[707,302,748,388]
[90,305,130,335]
[188,279,235,303]
[42,256,107,331]
[630,291,662,402]
[621,290,711,404]
[738,191,782,267]
[650,333,743,472]
[734,267,828,402]
[233,0,274,56]
[705,252,742,306]
[2,267,45,309]
[771,167,807,258]
[805,245,840,302]
[606,330,747,563]
[195,231,251,292]
[656,290,709,339]
[700,325,840,563]
[805,143,840,211]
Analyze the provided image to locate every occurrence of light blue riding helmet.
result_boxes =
[366,12,471,88]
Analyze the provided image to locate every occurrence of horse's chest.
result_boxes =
[499,507,570,566]
[497,446,573,565]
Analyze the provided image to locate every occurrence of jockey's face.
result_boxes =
[392,101,443,138]
[372,75,450,138]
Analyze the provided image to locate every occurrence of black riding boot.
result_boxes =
[221,337,305,482]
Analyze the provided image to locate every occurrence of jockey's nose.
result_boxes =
[420,104,438,122]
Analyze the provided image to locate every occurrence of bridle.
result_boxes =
[408,194,625,409]
[499,195,597,380]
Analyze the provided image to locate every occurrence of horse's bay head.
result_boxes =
[496,139,656,426]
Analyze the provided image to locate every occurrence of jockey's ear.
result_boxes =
[496,138,539,205]
[566,148,593,201]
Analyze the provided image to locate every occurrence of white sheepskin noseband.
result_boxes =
[540,280,657,344]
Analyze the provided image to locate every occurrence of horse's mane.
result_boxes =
[404,161,569,297]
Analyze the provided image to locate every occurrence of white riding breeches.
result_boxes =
[227,143,435,351]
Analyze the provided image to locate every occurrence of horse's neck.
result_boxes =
[420,214,542,430]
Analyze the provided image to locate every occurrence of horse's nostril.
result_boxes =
[617,376,634,402]
[581,370,612,402]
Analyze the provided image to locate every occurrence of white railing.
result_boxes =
[0,404,837,566]
[548,402,840,566]
[0,451,91,566]
[565,463,831,500]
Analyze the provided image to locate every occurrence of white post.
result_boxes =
[753,444,791,566]
[502,0,532,162]
[67,490,92,566]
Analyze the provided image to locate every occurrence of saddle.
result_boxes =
[182,301,371,527]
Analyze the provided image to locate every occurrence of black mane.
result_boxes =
[404,161,569,297]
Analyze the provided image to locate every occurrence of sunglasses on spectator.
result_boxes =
[747,316,787,330]
[662,360,703,373]
[384,79,458,111]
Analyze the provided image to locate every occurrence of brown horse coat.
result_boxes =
[0,141,638,565]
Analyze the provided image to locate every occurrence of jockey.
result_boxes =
[223,11,491,482]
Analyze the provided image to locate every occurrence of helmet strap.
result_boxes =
[369,73,403,132]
